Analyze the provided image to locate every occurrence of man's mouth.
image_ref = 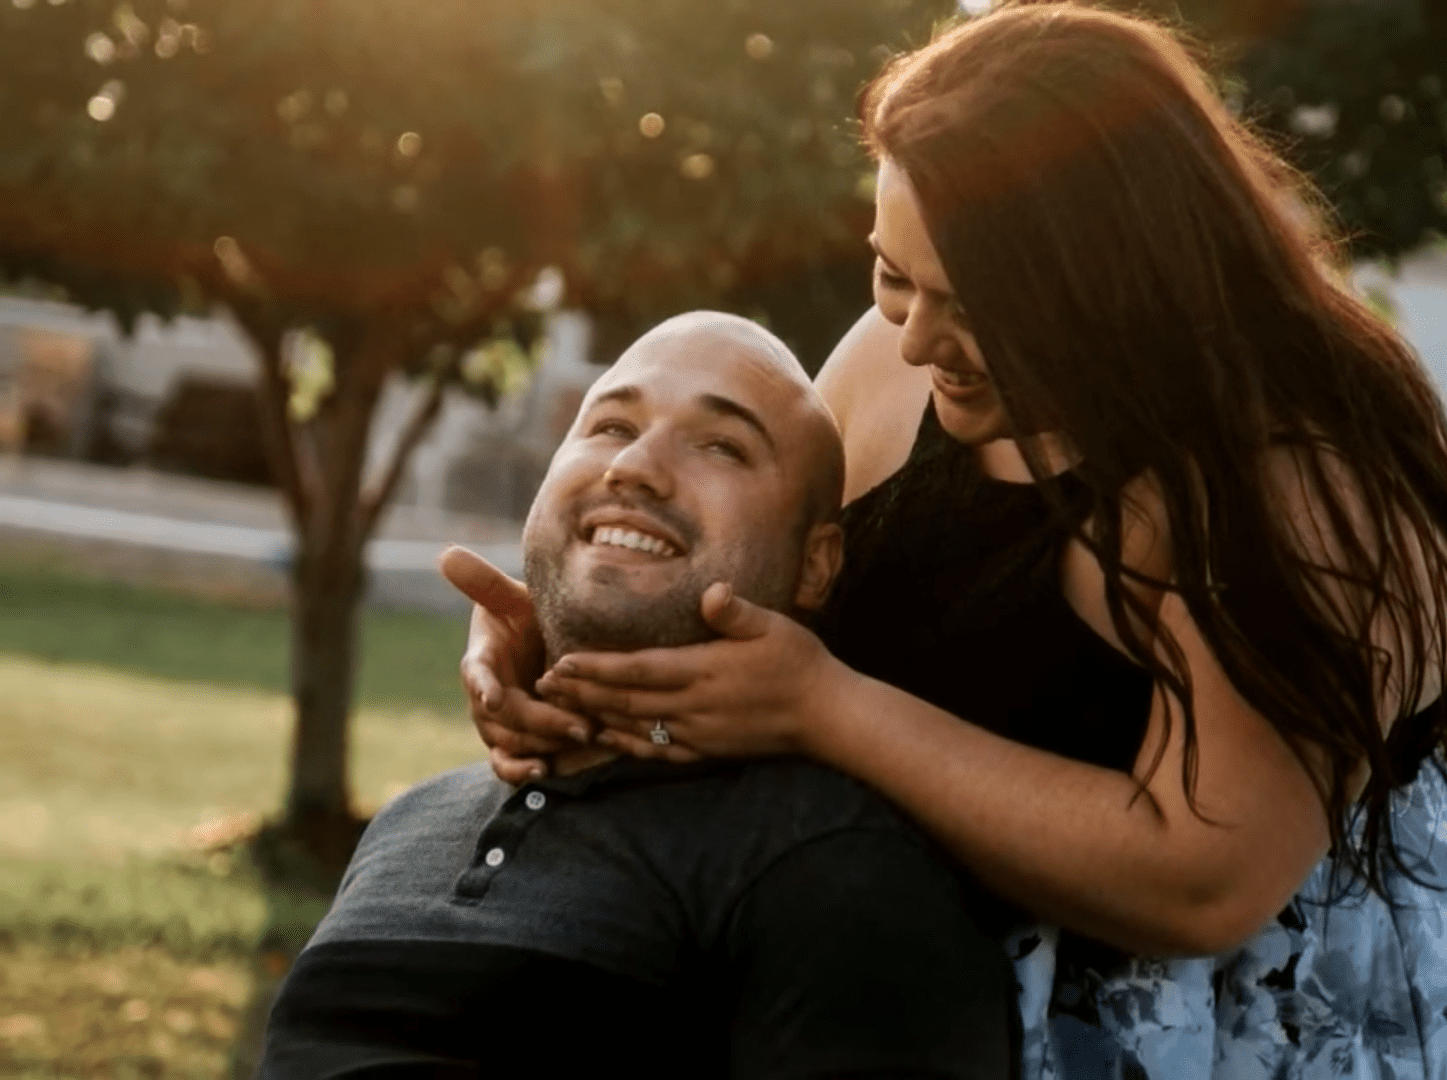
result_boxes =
[587,525,681,558]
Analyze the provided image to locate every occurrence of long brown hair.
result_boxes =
[863,1,1447,896]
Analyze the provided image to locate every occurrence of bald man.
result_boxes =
[259,314,1015,1080]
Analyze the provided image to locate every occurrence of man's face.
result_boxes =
[523,329,818,660]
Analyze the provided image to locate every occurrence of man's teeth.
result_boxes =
[590,526,677,556]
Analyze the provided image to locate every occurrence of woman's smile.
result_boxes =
[931,364,993,402]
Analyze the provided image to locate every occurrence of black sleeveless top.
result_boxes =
[815,399,1154,774]
[814,398,1442,785]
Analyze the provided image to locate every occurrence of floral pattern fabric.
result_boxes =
[1011,755,1447,1080]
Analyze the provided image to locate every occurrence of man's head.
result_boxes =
[523,311,845,663]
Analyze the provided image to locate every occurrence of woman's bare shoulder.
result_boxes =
[815,307,931,503]
[815,308,903,425]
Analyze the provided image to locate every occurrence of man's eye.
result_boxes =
[705,439,747,463]
[591,420,634,439]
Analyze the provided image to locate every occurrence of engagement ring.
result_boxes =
[650,720,672,747]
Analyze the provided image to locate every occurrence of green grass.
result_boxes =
[0,565,487,1075]
[0,563,487,951]
[0,653,484,953]
[0,563,470,716]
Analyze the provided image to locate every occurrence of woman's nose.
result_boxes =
[898,303,960,369]
[603,434,675,501]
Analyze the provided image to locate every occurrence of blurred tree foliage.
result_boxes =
[1111,0,1446,258]
[1234,0,1447,258]
[0,0,951,857]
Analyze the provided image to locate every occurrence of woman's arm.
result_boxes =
[538,583,1330,957]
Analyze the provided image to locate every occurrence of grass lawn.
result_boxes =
[0,565,487,1077]
[0,563,471,715]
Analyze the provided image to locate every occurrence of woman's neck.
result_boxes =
[975,433,1079,484]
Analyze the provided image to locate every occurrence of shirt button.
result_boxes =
[524,791,547,811]
[484,847,506,868]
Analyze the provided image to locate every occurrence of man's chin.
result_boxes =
[541,571,714,657]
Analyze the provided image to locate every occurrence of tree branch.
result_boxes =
[225,300,316,531]
[355,348,463,540]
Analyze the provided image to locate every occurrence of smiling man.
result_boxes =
[259,312,1014,1080]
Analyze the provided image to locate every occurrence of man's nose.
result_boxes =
[603,433,675,501]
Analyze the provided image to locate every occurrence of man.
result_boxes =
[260,313,1014,1079]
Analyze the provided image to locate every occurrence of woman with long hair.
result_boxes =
[444,4,1447,1075]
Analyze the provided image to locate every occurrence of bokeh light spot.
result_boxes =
[397,131,422,158]
[745,33,774,61]
[11,0,37,9]
[325,89,349,117]
[680,153,715,180]
[85,32,116,64]
[155,18,181,57]
[638,112,665,139]
[86,80,124,122]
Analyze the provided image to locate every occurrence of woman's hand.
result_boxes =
[535,583,843,763]
[439,545,593,784]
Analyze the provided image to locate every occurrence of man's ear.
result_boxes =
[793,522,844,612]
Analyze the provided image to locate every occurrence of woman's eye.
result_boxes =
[874,264,910,291]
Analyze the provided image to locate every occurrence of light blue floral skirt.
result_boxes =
[1010,754,1447,1079]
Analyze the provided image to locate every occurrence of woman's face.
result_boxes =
[871,159,1009,445]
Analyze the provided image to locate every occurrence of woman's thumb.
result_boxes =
[701,583,771,641]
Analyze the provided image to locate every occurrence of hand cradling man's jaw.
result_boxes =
[521,311,845,669]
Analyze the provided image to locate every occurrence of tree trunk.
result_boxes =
[262,319,399,872]
[231,309,456,877]
[283,536,366,861]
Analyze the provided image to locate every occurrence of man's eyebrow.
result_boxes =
[589,384,641,408]
[699,393,775,452]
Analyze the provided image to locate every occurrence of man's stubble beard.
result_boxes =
[524,536,800,665]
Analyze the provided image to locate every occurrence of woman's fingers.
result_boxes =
[439,546,531,619]
[488,689,595,743]
[490,746,548,785]
[551,648,700,690]
[535,673,689,719]
[478,718,566,758]
[595,727,705,764]
[461,645,506,712]
[699,583,774,641]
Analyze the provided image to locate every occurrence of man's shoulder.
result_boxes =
[703,756,921,847]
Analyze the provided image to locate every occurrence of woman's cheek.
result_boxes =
[873,287,907,326]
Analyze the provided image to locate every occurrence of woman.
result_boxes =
[445,4,1447,1076]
